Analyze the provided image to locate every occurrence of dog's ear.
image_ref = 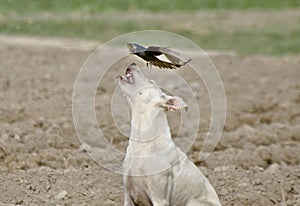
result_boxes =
[162,96,188,111]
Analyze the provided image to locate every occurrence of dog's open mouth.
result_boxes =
[118,67,134,84]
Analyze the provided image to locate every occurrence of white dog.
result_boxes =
[117,63,221,206]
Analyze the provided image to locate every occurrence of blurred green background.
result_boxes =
[0,0,300,55]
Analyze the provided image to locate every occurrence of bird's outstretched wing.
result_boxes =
[146,46,191,67]
[149,57,177,69]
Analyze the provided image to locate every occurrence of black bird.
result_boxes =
[127,43,191,69]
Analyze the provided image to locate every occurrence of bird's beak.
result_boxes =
[127,43,134,53]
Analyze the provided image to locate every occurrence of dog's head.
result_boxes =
[117,63,188,112]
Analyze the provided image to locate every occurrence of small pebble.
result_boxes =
[264,163,280,174]
[55,190,68,200]
[219,187,229,196]
[253,179,263,186]
[14,134,20,140]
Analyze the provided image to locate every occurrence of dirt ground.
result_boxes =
[0,35,299,206]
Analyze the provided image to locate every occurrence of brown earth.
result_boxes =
[0,35,299,206]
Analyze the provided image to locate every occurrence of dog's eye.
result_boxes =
[139,92,142,95]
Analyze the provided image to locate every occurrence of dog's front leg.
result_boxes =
[123,174,135,206]
[148,169,173,206]
[124,188,135,206]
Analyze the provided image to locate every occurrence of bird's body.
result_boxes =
[127,43,191,69]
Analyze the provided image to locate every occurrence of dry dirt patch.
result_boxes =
[0,36,299,205]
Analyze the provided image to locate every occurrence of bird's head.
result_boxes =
[127,43,145,54]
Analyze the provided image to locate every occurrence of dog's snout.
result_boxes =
[129,62,136,67]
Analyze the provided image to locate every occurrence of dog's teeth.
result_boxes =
[126,74,131,77]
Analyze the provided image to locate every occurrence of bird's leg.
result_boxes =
[149,62,153,68]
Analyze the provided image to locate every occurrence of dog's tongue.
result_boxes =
[125,68,134,83]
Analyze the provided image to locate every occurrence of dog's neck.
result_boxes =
[128,105,174,155]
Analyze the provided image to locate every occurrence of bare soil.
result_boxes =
[0,35,299,206]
